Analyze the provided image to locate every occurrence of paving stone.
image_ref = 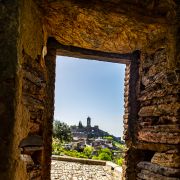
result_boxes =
[51,160,121,180]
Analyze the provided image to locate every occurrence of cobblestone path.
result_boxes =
[51,160,121,180]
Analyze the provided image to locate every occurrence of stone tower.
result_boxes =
[87,117,91,127]
[78,121,83,128]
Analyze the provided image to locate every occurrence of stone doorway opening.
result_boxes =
[51,55,126,179]
[43,38,141,180]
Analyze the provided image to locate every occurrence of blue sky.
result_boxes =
[54,56,125,137]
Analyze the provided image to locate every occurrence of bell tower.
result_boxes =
[87,117,91,127]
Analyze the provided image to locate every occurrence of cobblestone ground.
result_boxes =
[51,160,121,180]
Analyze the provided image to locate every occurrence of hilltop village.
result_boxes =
[63,117,124,151]
[72,117,121,138]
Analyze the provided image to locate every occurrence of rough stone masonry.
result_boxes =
[0,0,179,180]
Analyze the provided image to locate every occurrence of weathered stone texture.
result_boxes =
[151,152,180,168]
[137,48,180,145]
[42,40,56,180]
[0,1,22,180]
[51,160,121,180]
[136,47,180,179]
[123,64,130,141]
[137,169,180,180]
[8,0,46,179]
[137,161,180,177]
[41,0,176,54]
[1,0,180,180]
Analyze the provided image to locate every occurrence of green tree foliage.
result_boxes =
[117,158,124,166]
[63,149,88,159]
[92,156,99,160]
[114,142,126,150]
[93,148,113,161]
[52,122,125,165]
[53,120,72,143]
[99,148,112,157]
[103,136,113,141]
[98,152,112,161]
[52,138,63,155]
[83,146,94,158]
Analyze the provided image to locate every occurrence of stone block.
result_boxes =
[151,152,180,168]
[138,103,180,117]
[166,71,178,84]
[137,161,180,177]
[138,131,180,144]
[137,169,180,180]
[139,125,180,133]
[29,121,40,134]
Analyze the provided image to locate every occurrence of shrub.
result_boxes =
[83,146,94,158]
[92,156,99,160]
[98,152,112,161]
[117,158,124,166]
[52,138,62,155]
[100,148,112,156]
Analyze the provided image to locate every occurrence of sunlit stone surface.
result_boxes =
[51,160,121,180]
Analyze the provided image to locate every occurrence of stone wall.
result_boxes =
[0,1,56,179]
[16,0,45,178]
[122,52,142,180]
[0,0,50,179]
[21,52,46,179]
[0,0,180,180]
[0,1,19,179]
[17,2,57,179]
[123,47,180,180]
[42,40,56,180]
[136,48,180,179]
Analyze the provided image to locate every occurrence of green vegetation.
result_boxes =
[91,148,112,161]
[117,157,124,166]
[52,138,88,158]
[103,136,113,141]
[52,120,125,166]
[114,141,126,150]
[98,152,112,161]
[52,138,63,155]
[52,138,125,166]
[53,120,72,143]
[83,146,94,158]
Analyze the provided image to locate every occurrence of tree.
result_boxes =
[98,152,112,161]
[83,146,94,158]
[103,136,113,141]
[97,148,112,161]
[99,148,112,157]
[53,120,72,143]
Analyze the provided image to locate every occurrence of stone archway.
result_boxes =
[0,0,179,180]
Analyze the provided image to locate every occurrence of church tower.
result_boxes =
[87,117,91,127]
[78,121,83,128]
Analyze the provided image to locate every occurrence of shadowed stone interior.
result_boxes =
[0,0,179,180]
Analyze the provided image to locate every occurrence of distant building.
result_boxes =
[70,117,112,140]
[78,121,83,128]
[87,117,91,127]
